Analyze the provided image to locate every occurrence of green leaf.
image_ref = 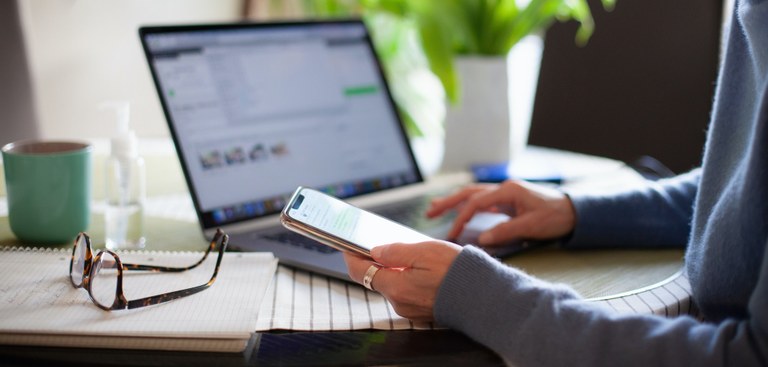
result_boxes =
[487,0,519,54]
[415,10,460,103]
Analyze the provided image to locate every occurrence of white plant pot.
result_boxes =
[440,34,544,172]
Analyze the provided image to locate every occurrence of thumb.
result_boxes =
[371,242,424,268]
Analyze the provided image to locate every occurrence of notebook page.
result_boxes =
[0,248,277,339]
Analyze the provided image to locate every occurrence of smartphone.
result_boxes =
[281,186,434,258]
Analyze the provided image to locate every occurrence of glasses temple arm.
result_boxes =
[120,234,222,272]
[124,236,228,310]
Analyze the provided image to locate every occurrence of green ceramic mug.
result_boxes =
[2,140,92,244]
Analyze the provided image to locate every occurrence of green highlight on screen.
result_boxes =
[344,85,378,96]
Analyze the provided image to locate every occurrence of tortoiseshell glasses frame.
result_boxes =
[68,228,228,311]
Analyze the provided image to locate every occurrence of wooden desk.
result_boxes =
[0,144,689,366]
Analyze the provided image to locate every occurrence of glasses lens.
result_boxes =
[90,252,119,309]
[70,234,87,286]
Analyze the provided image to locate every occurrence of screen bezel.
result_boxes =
[138,19,424,231]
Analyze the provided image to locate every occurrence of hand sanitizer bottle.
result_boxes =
[103,101,146,250]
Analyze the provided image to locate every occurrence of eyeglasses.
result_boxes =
[69,229,228,311]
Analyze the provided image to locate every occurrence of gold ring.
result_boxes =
[362,264,381,291]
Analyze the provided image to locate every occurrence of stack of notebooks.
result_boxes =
[0,247,277,353]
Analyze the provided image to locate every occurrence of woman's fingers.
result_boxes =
[447,182,521,239]
[426,184,496,218]
[343,242,462,321]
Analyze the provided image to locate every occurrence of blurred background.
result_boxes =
[2,0,727,174]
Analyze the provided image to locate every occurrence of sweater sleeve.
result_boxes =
[563,169,700,249]
[434,245,768,367]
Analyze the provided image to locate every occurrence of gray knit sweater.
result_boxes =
[434,1,768,365]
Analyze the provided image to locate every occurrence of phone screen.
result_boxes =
[284,187,433,253]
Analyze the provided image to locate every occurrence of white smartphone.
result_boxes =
[280,186,434,258]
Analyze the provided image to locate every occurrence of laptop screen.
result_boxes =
[140,20,422,228]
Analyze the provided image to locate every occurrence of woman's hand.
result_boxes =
[426,180,577,246]
[343,241,462,321]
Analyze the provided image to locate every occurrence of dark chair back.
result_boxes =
[527,0,724,173]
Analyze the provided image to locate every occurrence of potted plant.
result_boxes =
[382,0,616,171]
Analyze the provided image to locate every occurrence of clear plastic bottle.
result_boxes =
[103,102,146,250]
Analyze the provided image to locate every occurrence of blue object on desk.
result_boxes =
[471,162,564,185]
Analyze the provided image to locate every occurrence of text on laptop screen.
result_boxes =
[142,22,421,227]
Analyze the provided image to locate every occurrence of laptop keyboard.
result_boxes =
[263,231,339,254]
[263,195,455,254]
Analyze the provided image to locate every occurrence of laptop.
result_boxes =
[139,20,512,281]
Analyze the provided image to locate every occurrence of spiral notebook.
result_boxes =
[0,247,277,352]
